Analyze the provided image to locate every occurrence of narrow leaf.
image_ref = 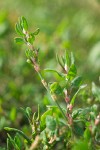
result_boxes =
[56,54,64,69]
[33,28,40,35]
[67,64,77,80]
[70,84,87,105]
[21,16,28,31]
[15,23,22,35]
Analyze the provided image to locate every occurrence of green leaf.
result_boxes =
[21,16,28,31]
[50,82,63,95]
[72,140,89,150]
[71,76,82,87]
[72,109,82,119]
[46,115,56,131]
[26,107,32,119]
[84,128,91,141]
[33,28,40,35]
[70,84,87,105]
[25,49,34,58]
[7,138,11,150]
[10,107,16,122]
[44,69,65,78]
[14,37,24,44]
[15,23,23,36]
[29,33,35,44]
[7,134,20,150]
[5,127,31,144]
[79,84,87,90]
[27,36,35,44]
[67,64,77,80]
[14,133,22,150]
[56,53,64,69]
[40,109,53,130]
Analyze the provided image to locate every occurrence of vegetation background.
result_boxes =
[0,0,100,147]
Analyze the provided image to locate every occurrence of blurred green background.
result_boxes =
[0,0,100,147]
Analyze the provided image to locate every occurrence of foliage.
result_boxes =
[3,17,100,150]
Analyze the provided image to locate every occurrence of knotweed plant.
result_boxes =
[4,17,100,150]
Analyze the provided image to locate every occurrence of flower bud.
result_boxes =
[34,64,40,72]
[64,64,68,73]
[67,104,73,111]
[65,96,70,103]
[95,115,100,126]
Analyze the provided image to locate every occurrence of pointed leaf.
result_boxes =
[67,64,77,80]
[40,109,53,130]
[50,82,63,95]
[33,28,40,35]
[70,84,87,105]
[21,16,28,31]
[56,54,64,69]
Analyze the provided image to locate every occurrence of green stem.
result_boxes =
[37,72,67,121]
[37,71,43,80]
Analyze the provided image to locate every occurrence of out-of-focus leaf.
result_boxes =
[25,49,34,58]
[72,140,89,150]
[50,82,63,95]
[44,68,65,78]
[73,122,85,136]
[7,134,20,150]
[21,16,28,31]
[46,115,56,131]
[10,107,16,122]
[67,64,77,80]
[14,133,22,150]
[7,137,11,150]
[71,76,82,87]
[72,109,82,119]
[71,84,87,105]
[40,109,52,130]
[84,128,91,141]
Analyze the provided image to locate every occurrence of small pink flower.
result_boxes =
[65,96,70,103]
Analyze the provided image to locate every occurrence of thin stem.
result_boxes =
[37,71,43,80]
[26,40,67,122]
[37,71,67,121]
